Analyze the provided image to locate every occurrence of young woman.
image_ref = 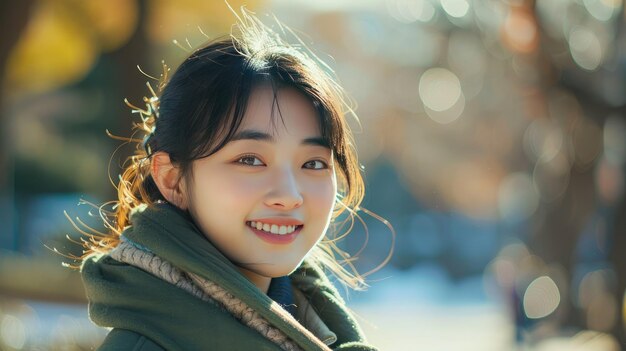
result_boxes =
[80,10,380,351]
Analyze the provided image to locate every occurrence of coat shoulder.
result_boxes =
[97,328,165,351]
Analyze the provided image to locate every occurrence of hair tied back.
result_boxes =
[122,61,171,157]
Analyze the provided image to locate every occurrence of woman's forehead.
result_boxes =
[239,85,322,137]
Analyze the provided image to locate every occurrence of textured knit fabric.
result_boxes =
[108,237,306,350]
[81,203,377,351]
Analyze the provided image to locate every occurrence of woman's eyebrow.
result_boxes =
[231,129,330,148]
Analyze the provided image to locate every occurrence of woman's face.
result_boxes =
[183,86,337,281]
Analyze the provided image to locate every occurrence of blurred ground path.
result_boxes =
[352,302,512,350]
[353,299,619,350]
[343,265,510,350]
[0,299,107,349]
[348,266,620,351]
[2,264,620,350]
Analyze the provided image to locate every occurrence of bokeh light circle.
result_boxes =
[569,26,603,71]
[1,315,26,350]
[523,276,561,319]
[441,0,470,18]
[419,68,465,123]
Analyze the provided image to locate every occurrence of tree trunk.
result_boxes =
[0,0,35,250]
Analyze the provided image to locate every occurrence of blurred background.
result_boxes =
[1,0,625,350]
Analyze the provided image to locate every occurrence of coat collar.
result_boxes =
[82,203,370,350]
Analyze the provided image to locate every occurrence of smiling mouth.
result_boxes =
[246,221,303,236]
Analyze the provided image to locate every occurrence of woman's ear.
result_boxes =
[151,151,189,209]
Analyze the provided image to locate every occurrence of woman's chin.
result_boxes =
[244,262,301,278]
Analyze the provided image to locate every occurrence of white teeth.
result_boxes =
[248,221,300,235]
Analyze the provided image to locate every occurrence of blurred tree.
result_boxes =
[0,0,35,249]
[526,0,626,343]
[0,0,267,301]
[5,0,139,94]
[611,195,626,343]
[4,0,263,201]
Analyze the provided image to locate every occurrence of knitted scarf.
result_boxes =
[109,236,307,350]
[81,203,377,351]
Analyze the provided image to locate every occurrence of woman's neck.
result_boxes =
[237,267,271,294]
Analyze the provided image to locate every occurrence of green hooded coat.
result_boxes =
[81,204,377,351]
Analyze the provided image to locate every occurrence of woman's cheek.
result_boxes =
[219,172,266,205]
[306,177,337,213]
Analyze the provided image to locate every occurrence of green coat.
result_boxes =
[81,204,377,351]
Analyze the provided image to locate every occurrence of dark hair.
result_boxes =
[145,37,355,202]
[79,10,392,290]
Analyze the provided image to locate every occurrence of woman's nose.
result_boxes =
[264,168,303,210]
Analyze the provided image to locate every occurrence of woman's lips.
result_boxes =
[247,223,303,245]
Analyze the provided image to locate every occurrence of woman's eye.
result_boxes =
[236,155,264,166]
[304,160,328,170]
[235,156,327,169]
